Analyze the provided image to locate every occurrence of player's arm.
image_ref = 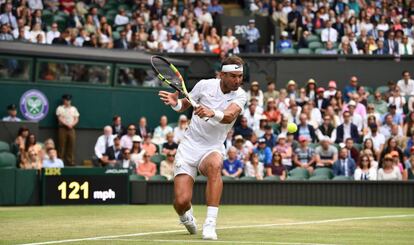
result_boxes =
[194,103,242,124]
[158,91,192,112]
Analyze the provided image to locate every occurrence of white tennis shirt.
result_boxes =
[183,78,247,148]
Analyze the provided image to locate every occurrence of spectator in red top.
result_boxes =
[60,0,75,14]
[136,153,157,180]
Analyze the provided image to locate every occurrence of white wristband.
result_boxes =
[171,99,182,111]
[212,109,224,122]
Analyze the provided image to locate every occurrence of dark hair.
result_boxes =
[221,55,244,67]
[272,152,282,166]
[358,153,371,169]
[402,70,409,76]
[113,115,121,121]
[17,126,29,137]
[25,133,37,151]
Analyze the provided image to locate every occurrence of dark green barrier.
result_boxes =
[0,169,16,205]
[15,169,39,205]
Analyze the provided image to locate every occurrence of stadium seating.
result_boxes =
[263,175,280,181]
[239,176,257,181]
[0,152,17,168]
[129,175,146,181]
[312,168,334,179]
[0,141,10,152]
[308,42,324,50]
[309,175,330,181]
[149,175,168,181]
[222,176,236,181]
[289,168,310,180]
[195,175,208,182]
[298,48,313,54]
[280,48,297,54]
[332,176,353,181]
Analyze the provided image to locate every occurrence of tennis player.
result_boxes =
[159,56,247,240]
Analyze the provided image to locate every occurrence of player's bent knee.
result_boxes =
[174,196,191,209]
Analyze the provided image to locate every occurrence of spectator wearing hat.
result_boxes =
[254,138,272,166]
[314,87,329,113]
[56,94,79,166]
[293,135,315,173]
[276,31,292,52]
[244,19,260,52]
[130,135,144,166]
[343,76,358,103]
[3,104,21,122]
[323,80,337,99]
[336,111,360,144]
[222,147,243,179]
[305,78,317,101]
[247,81,264,108]
[377,154,402,180]
[111,115,126,137]
[234,117,253,140]
[286,80,298,100]
[315,136,338,168]
[294,113,317,143]
[397,71,414,97]
[273,133,293,170]
[233,135,250,163]
[333,147,356,178]
[94,125,116,166]
[263,82,280,106]
[173,115,188,144]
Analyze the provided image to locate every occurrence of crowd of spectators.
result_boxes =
[5,70,414,181]
[2,0,413,54]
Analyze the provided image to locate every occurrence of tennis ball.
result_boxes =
[287,122,298,134]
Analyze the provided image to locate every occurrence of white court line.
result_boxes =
[98,238,338,245]
[19,214,414,245]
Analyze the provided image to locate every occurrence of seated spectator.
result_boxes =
[42,148,64,168]
[221,27,236,52]
[136,153,156,180]
[404,112,414,138]
[29,23,45,43]
[321,41,338,54]
[233,135,250,163]
[234,117,253,140]
[317,114,336,142]
[399,36,413,55]
[243,102,261,132]
[40,138,55,161]
[141,133,157,157]
[247,81,264,108]
[377,154,402,180]
[130,135,144,166]
[345,138,360,163]
[173,115,188,144]
[294,113,317,143]
[162,32,179,53]
[152,115,173,145]
[160,152,175,181]
[354,154,377,180]
[3,104,21,122]
[261,124,277,149]
[114,8,129,27]
[20,148,42,169]
[391,151,407,180]
[101,136,122,167]
[379,138,404,168]
[263,82,280,105]
[120,124,137,149]
[406,155,414,180]
[397,71,414,97]
[333,147,356,178]
[162,132,178,155]
[94,126,116,165]
[222,147,243,178]
[24,133,42,156]
[114,30,129,50]
[388,87,406,115]
[137,116,151,139]
[336,111,359,144]
[324,80,337,99]
[293,136,315,173]
[255,115,268,138]
[273,134,293,170]
[113,148,134,173]
[266,152,286,180]
[46,22,60,44]
[315,136,338,168]
[244,152,264,180]
[276,31,292,52]
[254,138,272,166]
[321,21,338,43]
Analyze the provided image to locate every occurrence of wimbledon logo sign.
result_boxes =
[19,89,49,121]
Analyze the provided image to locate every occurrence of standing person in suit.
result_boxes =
[137,116,151,138]
[384,31,399,55]
[336,111,360,144]
[111,115,126,137]
[333,147,356,178]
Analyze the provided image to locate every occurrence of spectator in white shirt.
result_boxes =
[321,21,338,43]
[114,9,129,26]
[197,5,213,33]
[162,32,179,52]
[151,22,168,43]
[29,23,45,44]
[12,18,30,39]
[28,0,44,10]
[94,126,116,163]
[243,103,261,132]
[363,124,385,153]
[0,3,17,30]
[396,71,414,96]
[46,22,60,44]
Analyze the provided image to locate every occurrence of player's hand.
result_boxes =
[194,105,214,118]
[159,91,179,106]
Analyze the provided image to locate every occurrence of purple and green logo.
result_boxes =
[19,89,49,121]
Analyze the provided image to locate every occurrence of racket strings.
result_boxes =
[152,58,183,89]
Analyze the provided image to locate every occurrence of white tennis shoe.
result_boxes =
[180,207,198,235]
[202,218,217,240]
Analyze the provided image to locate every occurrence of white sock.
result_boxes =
[206,206,219,222]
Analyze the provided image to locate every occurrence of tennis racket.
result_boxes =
[150,55,199,108]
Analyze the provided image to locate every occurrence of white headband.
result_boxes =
[221,64,243,73]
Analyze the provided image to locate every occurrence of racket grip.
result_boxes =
[190,101,210,122]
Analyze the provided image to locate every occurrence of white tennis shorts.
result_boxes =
[174,140,225,180]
